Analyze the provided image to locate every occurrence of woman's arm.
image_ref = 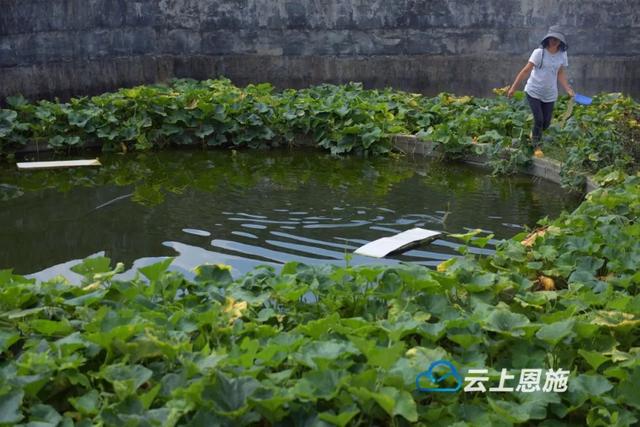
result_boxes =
[507,62,535,97]
[557,66,575,97]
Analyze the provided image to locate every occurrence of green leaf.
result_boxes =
[618,367,640,410]
[484,309,530,337]
[448,333,483,348]
[30,319,73,336]
[535,319,576,345]
[570,374,613,397]
[28,404,63,426]
[388,346,451,389]
[318,406,360,427]
[194,263,233,285]
[281,261,301,275]
[353,387,417,422]
[70,256,112,277]
[349,337,405,369]
[195,124,215,138]
[0,329,20,353]
[208,372,260,414]
[464,272,497,292]
[100,364,153,398]
[487,393,557,423]
[292,370,345,401]
[294,339,359,369]
[6,95,27,108]
[63,289,108,307]
[382,387,418,422]
[140,384,161,410]
[0,391,24,424]
[578,349,609,371]
[69,390,100,415]
[139,257,174,282]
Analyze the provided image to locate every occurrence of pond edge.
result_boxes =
[392,134,599,193]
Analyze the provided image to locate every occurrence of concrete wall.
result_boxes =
[1,0,639,102]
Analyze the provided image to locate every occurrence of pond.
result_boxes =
[0,148,582,281]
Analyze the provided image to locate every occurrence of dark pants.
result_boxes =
[526,93,555,144]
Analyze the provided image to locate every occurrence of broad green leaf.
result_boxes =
[448,333,483,349]
[0,391,24,424]
[69,390,100,415]
[70,256,112,277]
[30,319,73,336]
[140,384,161,410]
[569,374,613,397]
[318,406,360,427]
[293,339,359,369]
[292,370,346,401]
[535,319,575,345]
[382,387,418,422]
[249,388,292,423]
[618,367,640,410]
[348,336,405,369]
[353,387,417,422]
[464,273,497,292]
[484,309,530,337]
[488,392,558,423]
[28,404,63,426]
[63,289,108,306]
[100,364,153,398]
[194,263,233,285]
[388,346,451,389]
[139,257,174,282]
[578,349,609,371]
[207,372,260,414]
[0,329,20,353]
[295,313,340,339]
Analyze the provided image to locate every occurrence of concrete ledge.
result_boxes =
[15,139,101,154]
[392,134,599,192]
[393,135,438,156]
[526,157,563,185]
[585,177,599,193]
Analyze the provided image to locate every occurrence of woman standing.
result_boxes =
[508,26,575,153]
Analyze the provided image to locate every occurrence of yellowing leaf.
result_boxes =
[521,226,553,247]
[185,99,199,110]
[224,298,248,322]
[437,258,456,273]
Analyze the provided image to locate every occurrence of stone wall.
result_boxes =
[1,0,638,102]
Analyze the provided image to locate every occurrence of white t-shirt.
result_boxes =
[524,48,568,102]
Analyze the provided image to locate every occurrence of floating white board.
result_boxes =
[354,227,443,258]
[17,159,101,170]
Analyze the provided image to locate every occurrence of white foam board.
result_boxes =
[17,159,101,170]
[354,227,443,258]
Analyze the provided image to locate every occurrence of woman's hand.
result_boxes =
[508,62,534,98]
[558,66,574,97]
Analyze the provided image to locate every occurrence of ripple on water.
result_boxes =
[182,228,212,237]
[1,149,580,278]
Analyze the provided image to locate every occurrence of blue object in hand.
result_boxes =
[574,93,592,105]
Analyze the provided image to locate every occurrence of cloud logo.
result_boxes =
[416,359,463,393]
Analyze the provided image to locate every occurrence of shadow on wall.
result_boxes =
[2,53,639,104]
[1,0,639,102]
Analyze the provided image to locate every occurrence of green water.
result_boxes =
[0,148,581,280]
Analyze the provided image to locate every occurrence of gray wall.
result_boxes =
[1,0,639,102]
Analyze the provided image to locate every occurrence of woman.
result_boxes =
[508,26,574,153]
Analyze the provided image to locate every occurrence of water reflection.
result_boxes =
[0,148,582,280]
